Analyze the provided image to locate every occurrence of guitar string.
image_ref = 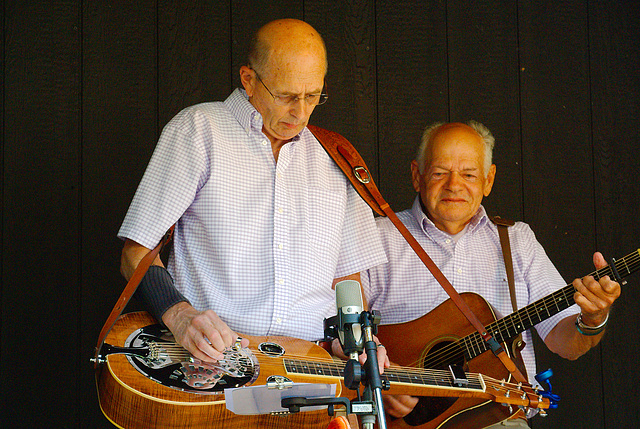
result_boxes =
[128,341,545,406]
[119,251,636,406]
[137,339,534,393]
[422,253,640,368]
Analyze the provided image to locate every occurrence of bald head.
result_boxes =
[248,19,327,79]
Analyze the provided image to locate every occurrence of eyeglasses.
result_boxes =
[254,71,328,106]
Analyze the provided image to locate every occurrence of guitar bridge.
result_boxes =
[266,375,294,390]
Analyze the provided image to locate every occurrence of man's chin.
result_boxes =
[276,125,304,139]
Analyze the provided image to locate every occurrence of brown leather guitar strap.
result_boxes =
[93,225,175,368]
[492,216,527,367]
[492,216,519,314]
[308,125,528,383]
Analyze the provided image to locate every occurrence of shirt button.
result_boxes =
[445,239,451,244]
[276,318,282,324]
[262,140,268,146]
[278,243,283,250]
[277,207,284,214]
[278,278,284,284]
[457,268,462,274]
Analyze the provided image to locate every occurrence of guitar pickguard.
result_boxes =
[124,323,259,394]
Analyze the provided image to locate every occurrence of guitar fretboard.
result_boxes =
[458,249,640,360]
[284,358,484,392]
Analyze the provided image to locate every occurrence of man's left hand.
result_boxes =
[572,251,621,326]
[331,337,390,375]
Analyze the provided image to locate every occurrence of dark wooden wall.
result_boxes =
[2,1,639,427]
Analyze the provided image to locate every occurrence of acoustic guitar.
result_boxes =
[96,312,549,428]
[376,249,640,429]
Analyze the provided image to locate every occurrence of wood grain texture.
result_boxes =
[230,0,303,90]
[588,1,640,427]
[80,2,158,427]
[2,2,640,428]
[158,0,232,126]
[376,0,449,211]
[97,312,338,429]
[2,1,81,427]
[306,0,379,185]
[517,2,600,428]
[447,0,523,222]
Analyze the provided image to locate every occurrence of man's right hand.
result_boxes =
[383,393,419,419]
[161,301,249,361]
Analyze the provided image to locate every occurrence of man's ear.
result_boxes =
[483,164,497,197]
[410,160,422,193]
[239,66,256,96]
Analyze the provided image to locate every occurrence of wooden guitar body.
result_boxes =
[96,311,547,428]
[97,312,339,429]
[376,292,525,429]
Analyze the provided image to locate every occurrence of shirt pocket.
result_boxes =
[305,186,347,265]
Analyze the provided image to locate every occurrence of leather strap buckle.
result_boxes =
[353,166,371,184]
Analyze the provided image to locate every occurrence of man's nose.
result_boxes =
[446,172,463,189]
[289,98,311,118]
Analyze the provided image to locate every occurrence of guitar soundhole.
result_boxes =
[403,339,467,426]
[124,323,259,394]
[258,342,285,357]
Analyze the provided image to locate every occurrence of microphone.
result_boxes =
[335,280,364,359]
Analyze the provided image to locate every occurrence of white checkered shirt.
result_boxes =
[119,89,387,341]
[362,196,579,382]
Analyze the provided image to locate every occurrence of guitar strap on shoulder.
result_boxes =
[492,216,527,372]
[308,125,528,384]
[92,225,175,368]
[491,216,519,313]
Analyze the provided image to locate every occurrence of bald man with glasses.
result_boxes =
[118,19,389,375]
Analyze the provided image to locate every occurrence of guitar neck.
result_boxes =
[285,357,483,390]
[463,249,640,359]
[284,357,545,407]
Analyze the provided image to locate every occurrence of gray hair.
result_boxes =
[247,32,270,75]
[416,120,495,176]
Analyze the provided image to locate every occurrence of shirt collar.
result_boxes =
[410,195,489,237]
[225,88,302,142]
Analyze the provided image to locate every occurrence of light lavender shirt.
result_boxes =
[119,88,386,341]
[362,196,579,382]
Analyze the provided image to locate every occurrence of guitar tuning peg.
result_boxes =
[517,382,523,389]
[539,409,548,417]
[521,392,527,400]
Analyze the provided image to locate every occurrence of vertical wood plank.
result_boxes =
[158,0,232,127]
[230,0,303,90]
[2,1,80,427]
[589,1,640,427]
[517,2,600,428]
[447,0,523,221]
[376,0,449,210]
[306,0,378,186]
[81,1,158,427]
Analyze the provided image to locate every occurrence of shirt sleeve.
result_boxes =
[333,184,387,279]
[514,223,580,340]
[118,108,210,249]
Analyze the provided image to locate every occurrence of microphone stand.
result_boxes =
[280,310,389,429]
[358,310,388,429]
